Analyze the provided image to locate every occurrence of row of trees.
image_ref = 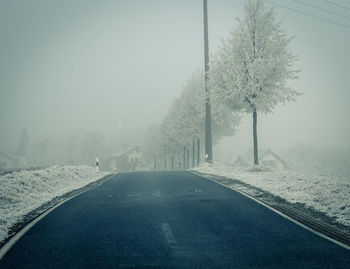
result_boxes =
[142,71,240,168]
[143,0,299,168]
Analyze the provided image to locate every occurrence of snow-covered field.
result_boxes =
[0,165,108,244]
[196,164,350,227]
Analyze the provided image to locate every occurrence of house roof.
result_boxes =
[233,149,287,168]
[109,146,140,158]
[232,156,248,167]
[0,151,16,161]
[260,150,288,167]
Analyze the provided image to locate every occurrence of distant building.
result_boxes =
[259,150,288,170]
[233,149,288,170]
[15,128,29,157]
[0,128,29,169]
[107,146,142,172]
[232,156,248,168]
[0,151,19,169]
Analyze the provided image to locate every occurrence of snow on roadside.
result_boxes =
[0,165,108,244]
[196,164,350,227]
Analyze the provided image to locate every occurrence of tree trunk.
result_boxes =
[253,108,259,165]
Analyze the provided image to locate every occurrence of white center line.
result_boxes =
[154,189,161,198]
[161,222,192,258]
[161,222,177,246]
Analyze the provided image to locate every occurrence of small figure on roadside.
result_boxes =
[96,157,100,172]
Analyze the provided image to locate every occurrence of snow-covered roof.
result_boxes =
[233,149,287,168]
[109,146,140,158]
[0,151,16,161]
[232,156,249,167]
[260,150,288,167]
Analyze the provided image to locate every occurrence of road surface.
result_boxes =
[1,171,350,268]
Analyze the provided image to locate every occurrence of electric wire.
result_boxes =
[263,0,350,29]
[291,0,350,20]
[320,0,350,11]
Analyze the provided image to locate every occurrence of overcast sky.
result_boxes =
[0,0,349,158]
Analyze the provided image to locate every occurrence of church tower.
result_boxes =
[15,127,29,157]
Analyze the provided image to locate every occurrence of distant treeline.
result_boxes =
[26,129,142,168]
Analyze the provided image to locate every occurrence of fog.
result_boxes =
[1,0,349,171]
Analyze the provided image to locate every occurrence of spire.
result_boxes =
[15,127,29,156]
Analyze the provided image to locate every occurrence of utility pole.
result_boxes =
[187,147,190,169]
[183,146,186,170]
[192,140,195,168]
[197,138,200,166]
[203,0,213,163]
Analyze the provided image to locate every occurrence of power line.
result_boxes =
[263,0,350,29]
[320,0,350,11]
[291,0,350,20]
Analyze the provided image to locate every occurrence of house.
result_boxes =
[233,149,288,170]
[15,128,29,157]
[0,128,29,169]
[107,146,142,172]
[0,151,20,169]
[259,150,288,170]
[232,156,249,168]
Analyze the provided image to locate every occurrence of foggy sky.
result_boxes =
[1,0,349,159]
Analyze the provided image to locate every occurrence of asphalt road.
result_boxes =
[1,171,350,268]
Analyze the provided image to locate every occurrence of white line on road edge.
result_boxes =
[192,172,350,251]
[0,173,117,261]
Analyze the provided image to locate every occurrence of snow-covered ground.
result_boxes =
[195,164,350,227]
[0,165,108,244]
[2,164,349,247]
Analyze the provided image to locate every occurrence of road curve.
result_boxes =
[1,171,349,268]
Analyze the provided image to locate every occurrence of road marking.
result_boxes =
[0,173,117,261]
[126,192,141,197]
[161,222,177,246]
[161,222,192,258]
[153,190,161,198]
[194,172,350,250]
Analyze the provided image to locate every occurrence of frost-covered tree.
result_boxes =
[161,71,239,153]
[211,0,299,165]
[141,123,161,167]
[177,71,239,145]
[143,71,240,166]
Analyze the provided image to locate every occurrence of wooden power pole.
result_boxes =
[203,0,213,163]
